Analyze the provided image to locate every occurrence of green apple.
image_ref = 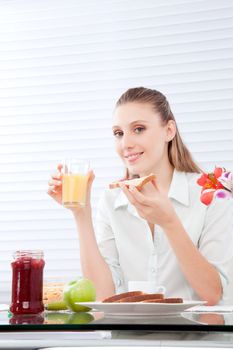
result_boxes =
[63,278,96,312]
[68,312,94,324]
[46,300,68,311]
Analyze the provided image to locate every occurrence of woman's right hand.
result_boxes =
[47,163,63,205]
[47,163,95,213]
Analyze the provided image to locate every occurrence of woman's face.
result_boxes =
[112,102,174,177]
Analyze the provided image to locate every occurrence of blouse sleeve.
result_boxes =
[94,191,126,294]
[198,198,233,299]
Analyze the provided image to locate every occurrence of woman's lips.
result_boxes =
[125,152,144,163]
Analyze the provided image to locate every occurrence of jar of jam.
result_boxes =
[10,250,45,315]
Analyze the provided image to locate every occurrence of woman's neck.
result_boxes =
[155,166,174,195]
[131,159,174,194]
[147,161,174,195]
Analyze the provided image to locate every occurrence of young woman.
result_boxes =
[48,87,233,305]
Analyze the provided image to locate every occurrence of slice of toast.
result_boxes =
[109,173,156,190]
[102,291,144,303]
[118,293,164,303]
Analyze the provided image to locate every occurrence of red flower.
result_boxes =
[214,167,223,178]
[197,167,225,205]
[200,189,215,206]
[197,173,208,187]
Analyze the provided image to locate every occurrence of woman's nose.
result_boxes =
[121,133,134,149]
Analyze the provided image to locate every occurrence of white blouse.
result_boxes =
[95,170,233,302]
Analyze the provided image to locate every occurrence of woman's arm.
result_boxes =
[48,165,115,300]
[163,215,222,305]
[120,180,226,305]
[73,208,115,300]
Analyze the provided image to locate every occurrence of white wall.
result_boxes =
[0,0,233,304]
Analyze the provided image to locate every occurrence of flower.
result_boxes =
[197,167,233,205]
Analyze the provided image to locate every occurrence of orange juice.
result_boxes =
[62,173,88,207]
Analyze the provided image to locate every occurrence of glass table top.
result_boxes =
[1,310,233,331]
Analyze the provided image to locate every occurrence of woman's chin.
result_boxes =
[127,166,147,178]
[125,160,152,177]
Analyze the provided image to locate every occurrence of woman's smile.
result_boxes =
[125,151,144,164]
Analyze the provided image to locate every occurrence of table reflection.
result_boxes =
[6,311,227,326]
[10,313,45,325]
[196,313,225,325]
[91,313,203,325]
[45,311,95,325]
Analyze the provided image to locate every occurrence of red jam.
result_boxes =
[10,250,45,315]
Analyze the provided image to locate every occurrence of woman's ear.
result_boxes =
[166,120,176,142]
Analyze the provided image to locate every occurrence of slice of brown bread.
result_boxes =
[163,297,183,303]
[118,293,164,303]
[142,297,183,304]
[142,299,165,303]
[102,291,144,303]
[109,174,156,190]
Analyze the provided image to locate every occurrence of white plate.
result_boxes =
[76,300,206,316]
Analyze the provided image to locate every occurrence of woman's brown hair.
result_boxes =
[116,87,202,174]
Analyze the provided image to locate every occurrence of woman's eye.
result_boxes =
[134,127,145,134]
[113,130,123,138]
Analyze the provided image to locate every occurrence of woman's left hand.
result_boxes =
[119,180,177,228]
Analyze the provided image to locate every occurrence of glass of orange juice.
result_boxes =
[62,159,89,208]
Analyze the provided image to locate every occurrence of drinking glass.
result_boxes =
[62,158,89,208]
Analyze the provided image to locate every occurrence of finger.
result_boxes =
[48,179,62,186]
[119,184,138,205]
[57,163,63,172]
[86,169,95,198]
[87,169,95,184]
[141,180,158,193]
[151,179,159,191]
[120,185,148,217]
[51,170,62,180]
[47,189,54,196]
[50,163,64,179]
[128,186,151,206]
[47,186,59,195]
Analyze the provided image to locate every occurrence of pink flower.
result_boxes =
[197,168,233,206]
[214,189,232,200]
[218,172,233,193]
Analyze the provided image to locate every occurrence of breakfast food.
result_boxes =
[162,297,183,303]
[142,297,183,303]
[63,278,96,312]
[118,293,164,303]
[102,291,183,304]
[141,299,164,303]
[43,282,67,310]
[109,173,156,190]
[102,291,144,303]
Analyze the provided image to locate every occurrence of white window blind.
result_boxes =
[0,0,233,303]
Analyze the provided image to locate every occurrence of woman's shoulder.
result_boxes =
[183,171,204,205]
[185,172,202,189]
[173,170,201,195]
